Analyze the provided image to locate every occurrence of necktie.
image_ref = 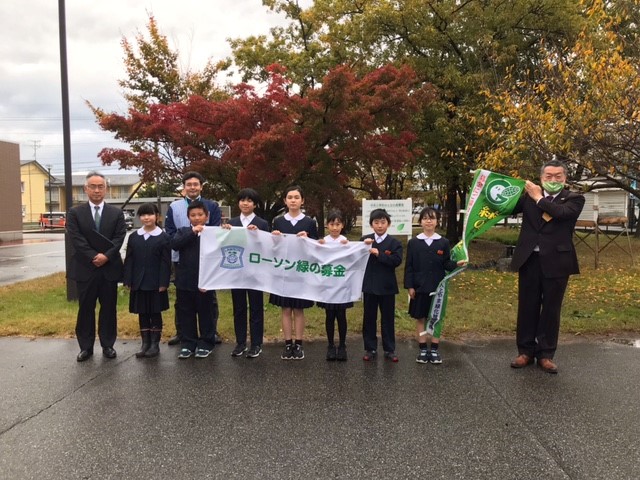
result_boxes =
[94,206,101,230]
[546,196,554,202]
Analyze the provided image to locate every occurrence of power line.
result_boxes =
[0,117,98,121]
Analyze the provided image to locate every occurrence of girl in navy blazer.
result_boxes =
[123,203,171,358]
[404,207,459,365]
[270,185,318,360]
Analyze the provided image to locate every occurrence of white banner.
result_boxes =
[199,227,371,303]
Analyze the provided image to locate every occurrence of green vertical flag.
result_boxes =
[425,170,526,338]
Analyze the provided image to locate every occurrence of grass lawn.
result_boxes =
[0,226,638,342]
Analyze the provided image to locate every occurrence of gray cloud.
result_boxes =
[0,0,298,174]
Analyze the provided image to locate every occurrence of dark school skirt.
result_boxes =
[316,301,354,310]
[129,289,170,314]
[408,292,434,320]
[269,294,314,309]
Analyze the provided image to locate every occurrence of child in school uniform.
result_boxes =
[270,185,318,360]
[317,210,352,361]
[170,200,217,359]
[404,207,463,364]
[222,188,270,359]
[360,208,403,362]
[123,203,171,358]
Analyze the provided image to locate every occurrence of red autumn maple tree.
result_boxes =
[94,63,434,223]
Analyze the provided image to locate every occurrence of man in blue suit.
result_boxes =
[67,172,126,362]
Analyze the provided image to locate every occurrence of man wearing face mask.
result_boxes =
[509,160,585,374]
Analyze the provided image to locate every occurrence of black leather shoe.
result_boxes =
[214,333,222,344]
[77,350,93,362]
[167,335,181,346]
[102,347,117,359]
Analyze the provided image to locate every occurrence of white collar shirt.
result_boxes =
[240,213,256,227]
[137,226,163,240]
[284,212,305,226]
[374,233,388,244]
[417,232,441,246]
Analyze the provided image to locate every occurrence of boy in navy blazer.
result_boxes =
[223,188,270,359]
[170,200,216,359]
[360,209,403,362]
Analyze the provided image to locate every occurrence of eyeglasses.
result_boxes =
[86,184,105,191]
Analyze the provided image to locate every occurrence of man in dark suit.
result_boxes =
[510,160,585,373]
[67,172,126,362]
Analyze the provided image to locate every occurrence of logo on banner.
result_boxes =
[220,246,244,269]
[486,179,521,207]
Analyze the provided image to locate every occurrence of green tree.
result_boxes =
[88,15,228,185]
[229,0,585,239]
[92,63,432,232]
[480,0,640,204]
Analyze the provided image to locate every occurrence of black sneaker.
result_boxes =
[292,344,305,360]
[246,345,262,358]
[429,349,442,364]
[231,343,247,357]
[326,345,337,361]
[194,348,212,358]
[336,345,347,361]
[281,344,294,360]
[178,348,193,359]
[416,349,430,364]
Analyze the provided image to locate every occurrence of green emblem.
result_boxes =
[485,179,521,207]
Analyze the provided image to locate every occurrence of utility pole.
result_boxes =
[47,165,53,223]
[31,140,41,161]
[58,0,76,300]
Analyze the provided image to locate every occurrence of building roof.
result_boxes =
[20,160,51,175]
[71,173,142,187]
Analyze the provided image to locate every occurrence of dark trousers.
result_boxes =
[362,293,396,353]
[176,289,217,351]
[231,288,264,347]
[172,261,218,338]
[75,273,118,351]
[517,253,569,359]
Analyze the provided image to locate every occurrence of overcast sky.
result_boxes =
[0,0,308,176]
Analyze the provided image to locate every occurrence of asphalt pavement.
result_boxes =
[2,233,639,478]
[1,336,639,479]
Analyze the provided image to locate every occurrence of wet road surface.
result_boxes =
[0,233,66,286]
[0,232,130,286]
[0,337,638,479]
